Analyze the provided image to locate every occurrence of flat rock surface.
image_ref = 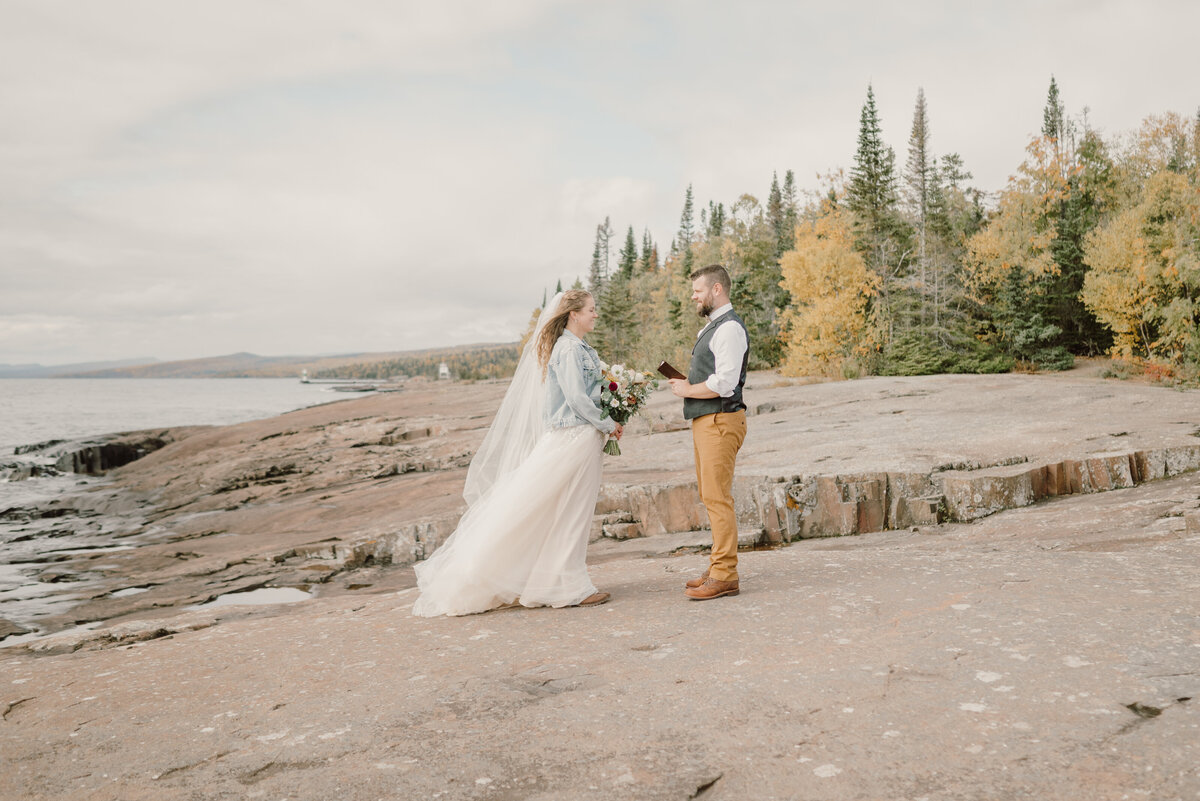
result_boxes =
[5,364,1200,639]
[3,365,1200,798]
[2,466,1198,800]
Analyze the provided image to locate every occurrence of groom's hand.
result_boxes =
[669,378,719,399]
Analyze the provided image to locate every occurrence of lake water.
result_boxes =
[0,377,349,456]
[0,376,353,524]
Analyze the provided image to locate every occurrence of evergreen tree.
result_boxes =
[939,153,971,190]
[767,172,786,256]
[588,232,604,294]
[847,84,905,259]
[1042,76,1065,141]
[781,170,798,252]
[555,279,563,293]
[677,185,696,277]
[1042,76,1072,176]
[847,84,910,345]
[592,272,638,360]
[641,228,658,272]
[904,87,933,328]
[848,86,898,225]
[1047,129,1115,354]
[706,201,725,238]
[618,225,638,279]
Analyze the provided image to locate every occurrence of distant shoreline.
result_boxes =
[1,342,519,380]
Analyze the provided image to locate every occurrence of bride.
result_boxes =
[412,289,624,617]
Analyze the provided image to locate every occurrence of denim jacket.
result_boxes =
[544,330,617,435]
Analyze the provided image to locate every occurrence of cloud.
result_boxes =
[2,0,1198,364]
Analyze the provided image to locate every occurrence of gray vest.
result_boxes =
[684,309,749,420]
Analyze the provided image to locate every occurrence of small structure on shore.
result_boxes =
[438,362,451,380]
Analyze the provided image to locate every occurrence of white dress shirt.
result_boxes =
[698,303,749,398]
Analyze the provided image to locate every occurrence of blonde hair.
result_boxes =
[536,289,592,375]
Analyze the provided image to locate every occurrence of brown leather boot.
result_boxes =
[684,577,739,600]
[684,568,710,589]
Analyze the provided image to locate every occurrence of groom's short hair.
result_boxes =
[691,264,731,294]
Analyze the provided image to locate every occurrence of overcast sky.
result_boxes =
[2,0,1197,366]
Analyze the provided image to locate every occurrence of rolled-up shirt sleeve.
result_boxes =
[552,346,617,435]
[704,321,749,397]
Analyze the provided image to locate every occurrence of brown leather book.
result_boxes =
[657,360,686,380]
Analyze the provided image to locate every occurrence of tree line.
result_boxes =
[567,78,1200,383]
[316,344,519,381]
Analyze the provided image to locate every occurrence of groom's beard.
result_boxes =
[696,301,714,318]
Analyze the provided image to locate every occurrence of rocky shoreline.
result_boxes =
[4,367,1200,648]
[3,367,1200,799]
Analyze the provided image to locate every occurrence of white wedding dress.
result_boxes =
[411,295,608,617]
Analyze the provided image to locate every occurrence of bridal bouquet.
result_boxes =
[599,362,657,455]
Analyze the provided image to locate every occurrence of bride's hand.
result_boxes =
[613,423,624,440]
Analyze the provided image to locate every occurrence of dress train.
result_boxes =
[412,425,604,617]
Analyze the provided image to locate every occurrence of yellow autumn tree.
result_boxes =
[1119,112,1200,192]
[778,202,880,377]
[961,137,1068,307]
[1081,169,1200,364]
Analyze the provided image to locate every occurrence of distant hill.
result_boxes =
[50,345,520,379]
[311,343,520,382]
[0,357,159,378]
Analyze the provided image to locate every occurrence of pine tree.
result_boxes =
[1047,129,1115,354]
[618,225,638,279]
[1042,76,1072,176]
[847,84,909,344]
[588,233,604,294]
[767,172,785,256]
[555,279,563,293]
[939,153,970,190]
[641,228,658,272]
[1042,76,1065,141]
[677,185,696,277]
[706,201,725,238]
[904,88,933,328]
[593,273,638,360]
[781,170,798,252]
[847,84,902,248]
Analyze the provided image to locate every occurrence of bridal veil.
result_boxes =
[461,292,562,505]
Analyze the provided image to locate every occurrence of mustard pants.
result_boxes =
[691,410,747,581]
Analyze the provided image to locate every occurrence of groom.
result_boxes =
[669,264,749,600]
